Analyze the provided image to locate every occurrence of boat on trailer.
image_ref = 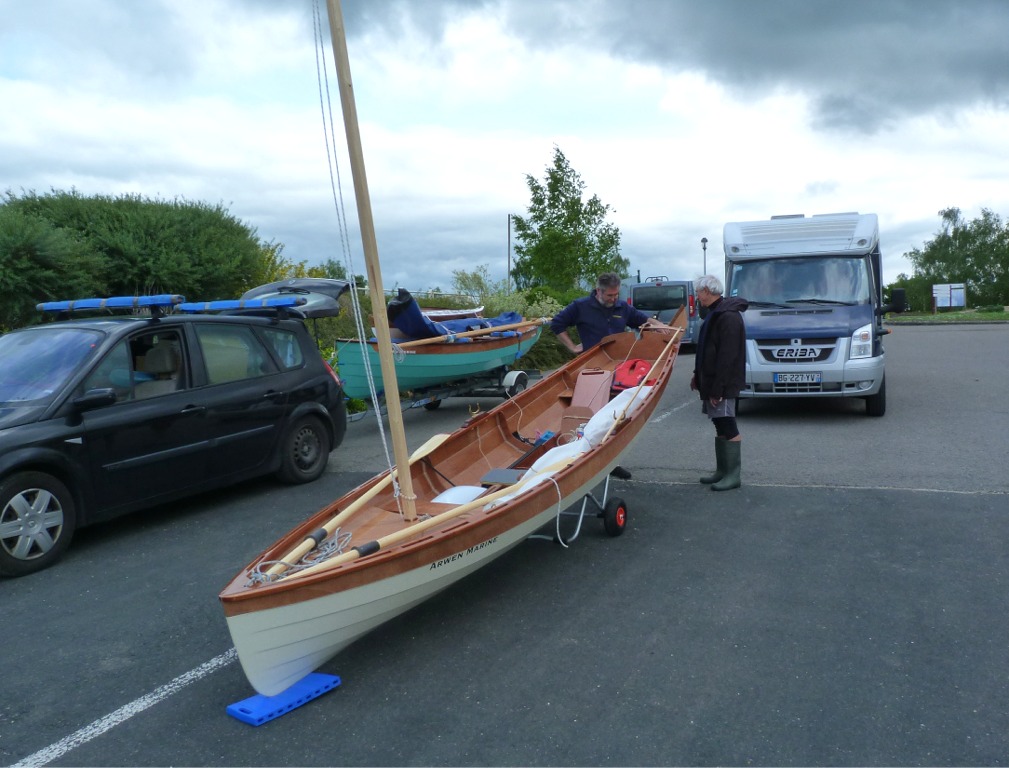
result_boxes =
[337,287,543,401]
[218,0,684,698]
[219,324,683,696]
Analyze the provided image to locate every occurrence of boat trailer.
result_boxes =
[346,366,539,421]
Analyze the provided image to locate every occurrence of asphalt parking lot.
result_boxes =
[4,324,1008,767]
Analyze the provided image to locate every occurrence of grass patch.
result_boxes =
[889,308,1009,323]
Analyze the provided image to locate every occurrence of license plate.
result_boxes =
[774,372,821,384]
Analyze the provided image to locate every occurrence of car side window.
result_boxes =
[82,331,187,401]
[195,324,279,385]
[259,327,304,369]
[81,340,137,401]
[131,331,186,399]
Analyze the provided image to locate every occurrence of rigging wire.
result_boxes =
[311,0,399,507]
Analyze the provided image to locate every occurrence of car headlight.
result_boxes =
[850,323,873,359]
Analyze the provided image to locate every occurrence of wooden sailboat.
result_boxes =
[337,285,544,400]
[218,0,686,697]
[336,320,543,399]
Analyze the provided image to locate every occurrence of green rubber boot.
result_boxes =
[699,437,727,484]
[712,440,741,491]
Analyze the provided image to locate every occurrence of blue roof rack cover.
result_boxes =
[37,295,185,313]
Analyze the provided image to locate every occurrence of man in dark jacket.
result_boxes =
[551,272,665,354]
[690,274,748,491]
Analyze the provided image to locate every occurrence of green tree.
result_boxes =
[510,147,628,294]
[452,265,505,302]
[0,204,108,329]
[902,207,1009,308]
[2,189,264,309]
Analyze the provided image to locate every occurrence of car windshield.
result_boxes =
[728,256,872,305]
[0,327,105,404]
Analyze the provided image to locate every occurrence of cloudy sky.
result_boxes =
[3,0,1009,296]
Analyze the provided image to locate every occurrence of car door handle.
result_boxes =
[262,391,285,402]
[181,405,207,415]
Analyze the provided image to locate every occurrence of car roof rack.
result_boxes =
[37,291,320,322]
[37,294,186,318]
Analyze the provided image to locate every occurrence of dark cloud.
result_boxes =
[339,0,1009,133]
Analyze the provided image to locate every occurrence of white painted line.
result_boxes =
[651,397,698,422]
[12,648,238,768]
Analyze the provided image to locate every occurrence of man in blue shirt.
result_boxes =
[551,272,665,354]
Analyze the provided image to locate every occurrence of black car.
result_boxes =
[0,279,350,577]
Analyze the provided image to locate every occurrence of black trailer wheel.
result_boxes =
[423,399,442,411]
[602,496,628,537]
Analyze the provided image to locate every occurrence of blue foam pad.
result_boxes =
[226,673,341,726]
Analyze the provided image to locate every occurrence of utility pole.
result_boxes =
[506,214,512,293]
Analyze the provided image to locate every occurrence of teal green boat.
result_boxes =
[336,322,542,400]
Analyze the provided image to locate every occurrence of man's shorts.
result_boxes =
[702,397,736,418]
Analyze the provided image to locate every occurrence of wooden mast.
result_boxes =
[324,0,417,520]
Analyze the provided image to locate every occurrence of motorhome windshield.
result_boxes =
[728,256,871,306]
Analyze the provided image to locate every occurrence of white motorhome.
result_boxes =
[723,212,905,416]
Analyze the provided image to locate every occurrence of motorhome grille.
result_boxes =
[772,381,823,394]
[756,337,835,364]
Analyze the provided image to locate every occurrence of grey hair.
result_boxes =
[596,272,621,291]
[694,274,724,295]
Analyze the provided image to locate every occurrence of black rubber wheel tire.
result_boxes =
[423,399,442,411]
[0,471,77,577]
[277,416,331,484]
[602,496,628,537]
[865,377,886,417]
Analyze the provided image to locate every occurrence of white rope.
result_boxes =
[249,528,354,584]
[312,0,397,488]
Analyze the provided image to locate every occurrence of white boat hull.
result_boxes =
[226,458,620,696]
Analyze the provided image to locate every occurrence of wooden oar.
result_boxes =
[395,318,547,349]
[264,432,452,577]
[280,453,581,583]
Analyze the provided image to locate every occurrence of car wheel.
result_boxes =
[277,416,331,484]
[0,472,77,577]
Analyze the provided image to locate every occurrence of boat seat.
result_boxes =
[570,368,613,411]
[561,368,614,435]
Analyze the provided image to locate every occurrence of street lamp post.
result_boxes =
[701,237,708,275]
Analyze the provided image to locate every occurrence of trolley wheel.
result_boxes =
[423,399,442,411]
[602,496,628,537]
[503,370,528,398]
